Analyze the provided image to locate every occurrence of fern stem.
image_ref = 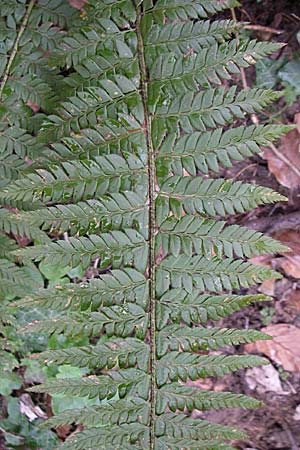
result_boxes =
[0,0,36,100]
[135,3,157,448]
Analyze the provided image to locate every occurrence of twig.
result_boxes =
[232,163,257,180]
[244,24,284,35]
[0,0,36,99]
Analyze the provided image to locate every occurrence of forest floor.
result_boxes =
[203,1,300,448]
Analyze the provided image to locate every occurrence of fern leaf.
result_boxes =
[157,124,292,175]
[22,193,148,235]
[57,424,149,450]
[156,325,271,356]
[22,304,148,339]
[148,0,236,21]
[155,413,246,440]
[151,88,281,147]
[15,229,148,270]
[0,234,17,259]
[0,154,146,205]
[155,413,245,444]
[157,215,286,258]
[157,176,286,223]
[39,78,142,140]
[156,255,281,295]
[13,268,149,310]
[157,291,270,329]
[29,369,150,400]
[156,384,263,415]
[1,1,289,447]
[156,438,236,450]
[0,125,45,158]
[42,398,149,427]
[145,20,240,62]
[36,338,149,370]
[156,353,268,385]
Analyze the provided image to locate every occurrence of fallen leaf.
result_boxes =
[245,364,287,395]
[279,254,300,278]
[273,230,300,278]
[245,324,300,371]
[19,393,47,421]
[264,114,300,189]
[259,278,276,296]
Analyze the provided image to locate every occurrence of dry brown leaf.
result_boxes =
[273,230,300,278]
[245,324,300,371]
[245,364,287,394]
[279,254,300,278]
[264,114,300,189]
[259,278,276,296]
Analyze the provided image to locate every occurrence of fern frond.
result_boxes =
[37,338,149,370]
[22,304,148,339]
[157,255,280,295]
[39,78,142,140]
[157,215,286,258]
[42,398,150,427]
[156,438,236,450]
[2,1,289,447]
[156,384,262,414]
[13,268,149,310]
[0,259,31,297]
[51,19,134,70]
[148,0,236,21]
[15,229,148,270]
[0,125,45,158]
[156,353,267,385]
[157,124,292,175]
[0,208,49,241]
[29,369,150,400]
[145,20,240,62]
[156,413,245,441]
[157,176,286,223]
[21,193,148,235]
[157,291,270,329]
[151,88,281,147]
[6,74,57,111]
[57,424,149,450]
[0,234,17,259]
[0,154,146,205]
[156,325,270,355]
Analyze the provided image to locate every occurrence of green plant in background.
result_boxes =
[0,0,293,448]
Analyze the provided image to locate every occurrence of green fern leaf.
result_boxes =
[42,398,149,427]
[156,353,268,385]
[0,1,289,447]
[157,215,287,258]
[156,324,271,355]
[13,268,149,310]
[157,291,270,329]
[21,304,148,339]
[29,369,150,400]
[156,384,262,414]
[156,255,280,295]
[36,338,149,370]
[157,176,286,223]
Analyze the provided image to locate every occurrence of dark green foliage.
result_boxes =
[0,0,289,449]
